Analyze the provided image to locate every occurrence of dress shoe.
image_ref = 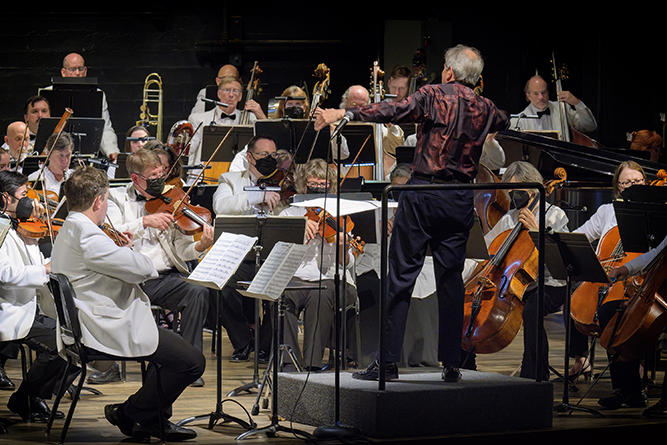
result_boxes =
[133,419,197,442]
[351,360,398,381]
[7,391,30,421]
[104,403,135,437]
[188,377,205,387]
[230,342,253,362]
[643,398,667,418]
[257,349,270,364]
[598,388,648,410]
[442,367,462,382]
[87,362,121,384]
[0,366,15,391]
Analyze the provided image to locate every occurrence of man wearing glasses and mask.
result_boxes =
[105,148,213,386]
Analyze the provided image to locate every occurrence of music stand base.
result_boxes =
[313,424,363,439]
[177,409,255,430]
[236,421,314,441]
[554,402,605,418]
[227,379,260,397]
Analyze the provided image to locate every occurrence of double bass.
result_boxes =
[462,168,567,354]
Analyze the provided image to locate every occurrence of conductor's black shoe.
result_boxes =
[104,403,135,437]
[230,342,253,362]
[133,419,197,442]
[351,360,398,381]
[643,398,667,418]
[0,367,15,390]
[442,367,462,382]
[87,362,121,384]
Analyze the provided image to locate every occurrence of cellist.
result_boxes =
[571,161,651,411]
[473,161,588,381]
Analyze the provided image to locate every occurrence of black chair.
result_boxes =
[45,273,166,444]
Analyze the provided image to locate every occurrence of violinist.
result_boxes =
[105,149,211,386]
[572,161,650,410]
[51,165,203,441]
[212,134,282,363]
[277,158,358,371]
[317,44,509,382]
[27,131,74,197]
[144,140,184,187]
[511,75,597,133]
[0,170,68,423]
[479,161,588,380]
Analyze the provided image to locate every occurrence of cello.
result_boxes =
[473,163,509,234]
[239,61,262,125]
[462,168,567,354]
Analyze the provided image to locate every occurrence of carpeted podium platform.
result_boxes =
[278,369,554,438]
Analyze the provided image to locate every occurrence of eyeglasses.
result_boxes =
[221,87,241,95]
[618,179,645,187]
[306,181,329,188]
[253,151,277,159]
[65,66,86,73]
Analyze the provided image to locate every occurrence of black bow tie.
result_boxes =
[221,112,236,120]
[536,107,551,118]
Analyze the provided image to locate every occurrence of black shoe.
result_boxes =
[598,389,648,410]
[104,403,135,437]
[87,362,121,384]
[442,367,462,382]
[133,419,197,442]
[7,391,29,421]
[230,342,253,362]
[0,367,15,391]
[643,398,667,418]
[29,397,64,423]
[351,360,398,381]
[257,350,270,364]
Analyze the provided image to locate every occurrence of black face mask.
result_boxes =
[509,190,531,210]
[143,176,165,198]
[307,186,328,195]
[253,155,278,178]
[284,106,305,119]
[14,196,34,221]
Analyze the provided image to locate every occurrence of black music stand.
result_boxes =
[34,117,104,155]
[254,119,331,162]
[341,123,376,167]
[529,230,608,418]
[614,185,667,253]
[214,214,307,401]
[201,125,255,163]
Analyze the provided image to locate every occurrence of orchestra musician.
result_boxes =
[278,158,358,371]
[316,44,510,382]
[27,132,74,197]
[571,160,649,410]
[105,149,212,387]
[124,125,153,153]
[510,75,597,133]
[189,64,241,116]
[0,149,11,172]
[23,95,51,145]
[57,53,120,161]
[3,121,31,166]
[51,165,204,441]
[386,65,411,102]
[0,170,67,423]
[211,134,282,363]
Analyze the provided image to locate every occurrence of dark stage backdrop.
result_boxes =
[1,8,664,154]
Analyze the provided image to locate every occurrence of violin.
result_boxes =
[304,207,364,256]
[17,217,63,239]
[462,168,567,354]
[144,185,212,236]
[100,222,130,247]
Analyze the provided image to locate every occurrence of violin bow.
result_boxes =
[32,108,73,186]
[339,134,371,188]
[171,126,234,219]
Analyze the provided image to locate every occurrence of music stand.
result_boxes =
[34,117,104,155]
[341,123,376,167]
[528,230,608,418]
[614,185,667,252]
[201,125,255,163]
[254,119,331,163]
[39,78,103,119]
[214,215,307,400]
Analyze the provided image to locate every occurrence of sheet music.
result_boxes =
[186,232,257,289]
[290,197,393,216]
[242,241,311,300]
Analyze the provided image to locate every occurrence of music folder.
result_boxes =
[201,125,254,162]
[34,117,104,155]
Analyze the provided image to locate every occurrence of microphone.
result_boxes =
[201,97,229,108]
[330,110,354,141]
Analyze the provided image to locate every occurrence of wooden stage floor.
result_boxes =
[1,311,665,444]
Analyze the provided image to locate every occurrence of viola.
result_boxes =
[570,226,641,337]
[17,217,63,239]
[304,207,364,256]
[100,222,130,247]
[257,169,297,203]
[144,185,212,236]
[462,168,567,354]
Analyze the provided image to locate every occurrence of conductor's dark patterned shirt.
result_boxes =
[350,81,509,181]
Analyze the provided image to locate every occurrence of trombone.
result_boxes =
[137,72,163,141]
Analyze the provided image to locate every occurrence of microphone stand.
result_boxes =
[312,126,361,439]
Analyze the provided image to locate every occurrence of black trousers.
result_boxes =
[141,270,209,352]
[219,260,272,353]
[9,314,70,399]
[520,285,589,380]
[119,328,205,426]
[385,178,474,367]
